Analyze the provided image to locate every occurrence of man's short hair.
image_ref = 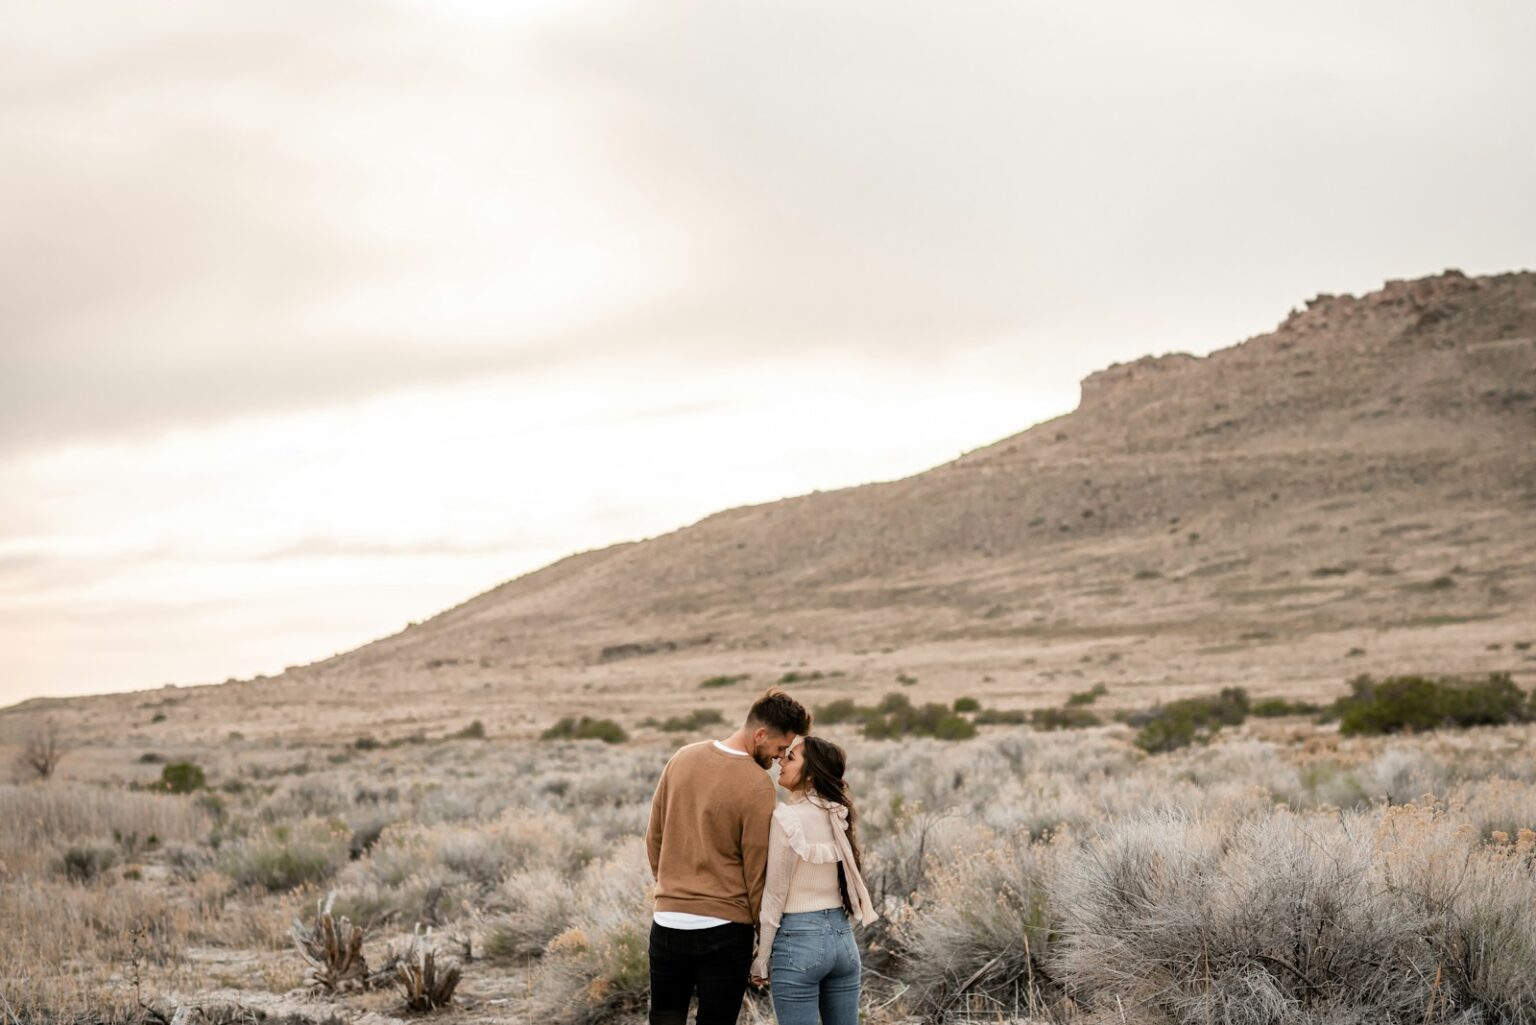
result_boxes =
[747,687,811,737]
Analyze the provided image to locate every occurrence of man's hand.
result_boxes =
[749,973,768,988]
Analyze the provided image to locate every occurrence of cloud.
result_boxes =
[3,0,1534,457]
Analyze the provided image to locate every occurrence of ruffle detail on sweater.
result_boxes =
[773,804,840,864]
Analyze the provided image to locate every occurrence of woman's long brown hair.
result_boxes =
[796,735,864,916]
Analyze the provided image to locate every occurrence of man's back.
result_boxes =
[647,740,776,924]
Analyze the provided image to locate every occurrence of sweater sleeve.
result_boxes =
[646,759,669,880]
[751,810,799,979]
[741,779,776,926]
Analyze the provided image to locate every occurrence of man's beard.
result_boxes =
[751,746,774,770]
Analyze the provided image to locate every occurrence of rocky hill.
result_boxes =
[10,270,1535,742]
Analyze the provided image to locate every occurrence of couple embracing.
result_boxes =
[646,688,878,1025]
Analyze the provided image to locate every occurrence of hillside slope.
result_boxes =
[9,270,1534,742]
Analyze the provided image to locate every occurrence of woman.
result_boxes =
[750,735,878,1025]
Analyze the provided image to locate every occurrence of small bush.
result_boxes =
[864,694,976,741]
[1066,683,1109,707]
[1134,688,1249,754]
[813,699,862,725]
[137,752,164,764]
[448,720,487,740]
[814,694,974,740]
[1332,673,1532,737]
[699,674,749,689]
[953,696,981,713]
[222,824,345,892]
[641,709,724,733]
[60,845,117,883]
[1251,697,1322,717]
[353,735,382,750]
[160,761,206,794]
[778,670,825,684]
[974,708,1028,726]
[541,717,629,744]
[1031,708,1102,731]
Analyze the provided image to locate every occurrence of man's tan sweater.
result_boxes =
[646,741,777,925]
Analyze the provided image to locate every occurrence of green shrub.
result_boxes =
[60,845,117,883]
[221,825,343,892]
[353,735,382,750]
[1134,688,1250,754]
[812,693,974,740]
[974,708,1028,725]
[541,716,629,744]
[1332,674,1532,737]
[1066,683,1109,707]
[160,761,206,794]
[643,708,725,733]
[778,670,825,684]
[953,696,981,713]
[813,699,862,725]
[700,674,749,689]
[1251,697,1322,718]
[1031,707,1102,731]
[449,720,488,740]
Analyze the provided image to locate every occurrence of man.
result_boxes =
[646,687,812,1025]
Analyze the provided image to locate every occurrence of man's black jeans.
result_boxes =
[649,920,754,1025]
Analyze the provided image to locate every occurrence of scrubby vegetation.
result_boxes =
[1133,687,1250,754]
[9,680,1536,1025]
[1030,706,1102,731]
[160,760,206,793]
[813,693,977,740]
[540,716,629,744]
[638,708,724,733]
[699,674,749,689]
[1330,672,1533,736]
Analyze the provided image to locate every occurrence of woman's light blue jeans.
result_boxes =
[769,908,860,1025]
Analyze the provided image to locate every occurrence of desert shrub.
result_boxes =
[1066,683,1108,707]
[1250,696,1321,717]
[894,827,1062,1018]
[1134,688,1249,754]
[1376,800,1536,1021]
[353,735,383,750]
[974,708,1027,726]
[1030,707,1102,731]
[59,845,117,883]
[1333,673,1532,736]
[448,720,487,740]
[813,695,975,740]
[525,842,653,1025]
[813,698,862,725]
[952,696,981,713]
[541,717,629,744]
[1056,809,1439,1023]
[484,866,576,959]
[864,695,977,741]
[221,821,346,892]
[160,761,206,794]
[778,670,826,684]
[137,752,164,764]
[0,783,208,875]
[699,674,748,689]
[641,708,724,733]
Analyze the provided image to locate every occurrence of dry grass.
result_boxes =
[5,718,1536,1024]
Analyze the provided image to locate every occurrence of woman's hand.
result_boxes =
[749,973,768,988]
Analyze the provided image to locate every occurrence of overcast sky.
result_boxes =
[4,0,1534,703]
